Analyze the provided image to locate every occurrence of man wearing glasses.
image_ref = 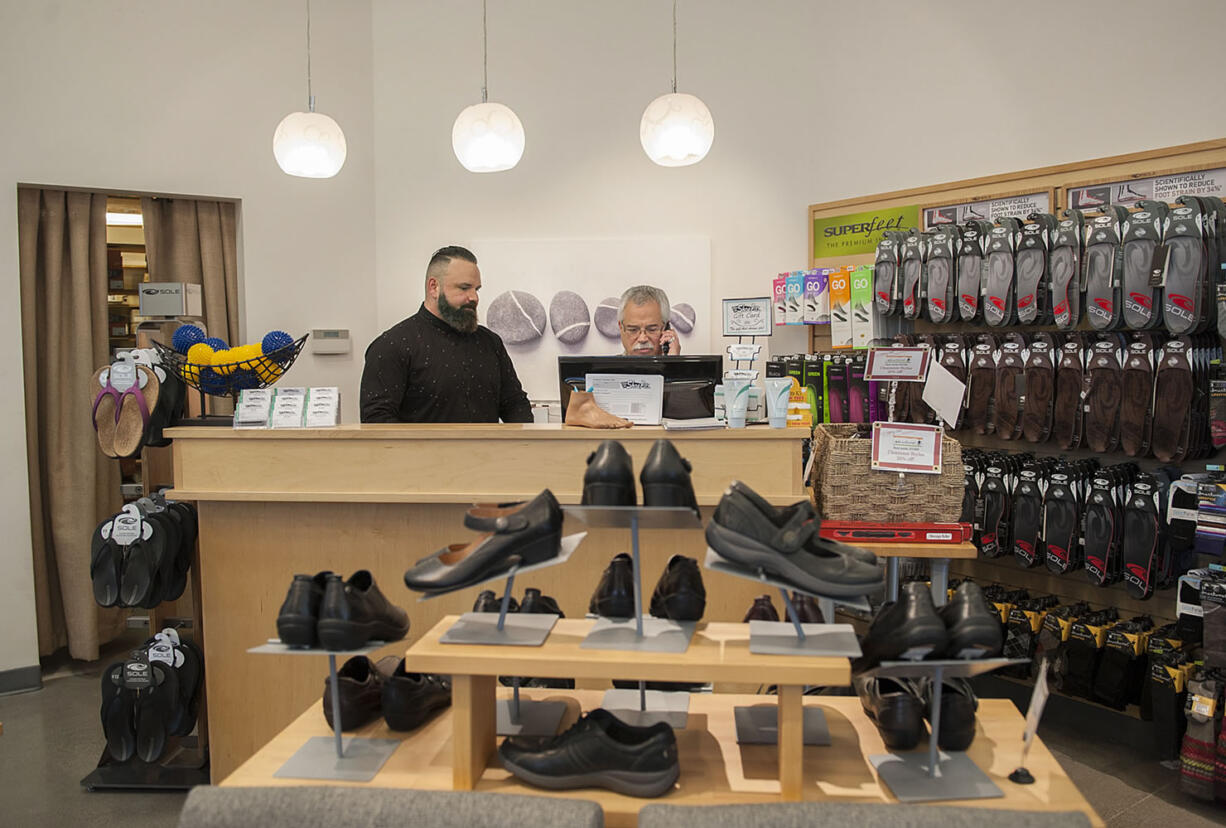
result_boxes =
[618,285,681,356]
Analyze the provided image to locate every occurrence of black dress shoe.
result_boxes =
[640,440,698,512]
[919,676,978,750]
[854,675,925,750]
[790,592,824,624]
[276,571,333,648]
[940,581,1004,658]
[404,490,563,594]
[649,555,705,621]
[707,482,881,597]
[590,553,635,618]
[322,655,398,730]
[499,708,679,797]
[472,589,518,613]
[853,582,949,673]
[582,441,636,506]
[520,587,563,615]
[317,571,410,651]
[382,659,451,732]
[743,594,780,622]
[727,481,877,565]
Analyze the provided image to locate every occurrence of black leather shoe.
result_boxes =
[276,571,333,648]
[640,440,698,512]
[707,482,881,597]
[939,581,1004,658]
[499,708,679,797]
[743,594,779,622]
[322,655,397,730]
[728,481,877,565]
[472,589,518,613]
[404,490,563,594]
[649,555,705,621]
[854,675,925,750]
[382,659,451,732]
[590,553,635,618]
[919,676,978,751]
[853,582,949,673]
[790,592,824,624]
[582,441,636,506]
[317,571,410,651]
[520,587,563,615]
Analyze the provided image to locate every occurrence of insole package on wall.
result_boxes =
[828,266,853,349]
[773,274,787,326]
[850,264,874,348]
[785,271,804,324]
[803,354,825,422]
[804,268,830,324]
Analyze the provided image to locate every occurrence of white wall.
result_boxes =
[0,0,376,669]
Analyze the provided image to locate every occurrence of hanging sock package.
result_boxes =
[1084,205,1129,331]
[1015,212,1057,325]
[983,217,1023,327]
[1122,200,1169,330]
[1051,209,1086,330]
[958,219,993,322]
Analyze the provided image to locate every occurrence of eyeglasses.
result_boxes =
[621,325,663,337]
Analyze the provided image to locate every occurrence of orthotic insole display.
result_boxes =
[993,346,1025,440]
[1012,480,1043,568]
[1043,485,1079,574]
[1119,342,1154,457]
[1015,246,1045,325]
[967,347,997,434]
[984,224,1018,327]
[1121,491,1159,600]
[958,221,992,322]
[980,477,1010,558]
[1049,245,1080,330]
[1052,345,1085,450]
[1021,343,1055,443]
[927,254,954,323]
[901,238,924,320]
[1122,202,1167,330]
[1084,244,1120,330]
[1083,498,1118,586]
[1151,341,1194,462]
[1163,237,1206,334]
[1085,345,1122,453]
[874,233,904,316]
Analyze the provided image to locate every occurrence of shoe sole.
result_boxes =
[276,614,318,648]
[500,755,679,798]
[705,522,880,597]
[317,618,409,651]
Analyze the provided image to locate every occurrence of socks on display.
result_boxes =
[1092,616,1154,710]
[1063,608,1118,700]
[1179,674,1222,801]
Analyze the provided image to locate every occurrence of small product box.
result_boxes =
[773,274,787,326]
[233,389,275,429]
[138,282,203,318]
[803,268,830,324]
[850,264,875,349]
[305,387,341,428]
[828,266,853,349]
[785,271,804,325]
[270,387,307,429]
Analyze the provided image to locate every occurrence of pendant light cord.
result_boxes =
[481,0,489,102]
[306,0,315,111]
[672,0,677,93]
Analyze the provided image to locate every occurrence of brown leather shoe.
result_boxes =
[790,591,824,624]
[742,594,779,622]
[321,655,398,730]
[566,390,632,429]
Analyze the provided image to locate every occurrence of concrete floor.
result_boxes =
[1,631,1224,826]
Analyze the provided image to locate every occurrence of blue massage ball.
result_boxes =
[231,368,261,391]
[171,324,206,355]
[197,367,228,395]
[262,330,295,364]
[204,337,229,351]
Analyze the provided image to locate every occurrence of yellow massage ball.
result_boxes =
[254,343,284,383]
[184,342,213,384]
[212,348,237,376]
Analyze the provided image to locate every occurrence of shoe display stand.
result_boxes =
[702,547,864,745]
[420,533,588,738]
[858,541,979,607]
[564,506,703,726]
[246,641,400,782]
[860,657,1027,803]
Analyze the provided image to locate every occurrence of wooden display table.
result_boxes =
[406,616,850,799]
[222,688,1102,828]
[165,423,811,781]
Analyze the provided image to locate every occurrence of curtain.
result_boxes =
[18,188,125,660]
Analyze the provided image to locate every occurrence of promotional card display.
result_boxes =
[238,387,342,429]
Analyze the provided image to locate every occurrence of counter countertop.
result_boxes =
[165,422,809,440]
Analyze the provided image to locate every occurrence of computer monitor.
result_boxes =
[558,355,724,422]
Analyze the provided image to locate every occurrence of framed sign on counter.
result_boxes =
[722,297,773,337]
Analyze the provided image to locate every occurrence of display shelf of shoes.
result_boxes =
[221,688,1103,827]
[404,615,852,800]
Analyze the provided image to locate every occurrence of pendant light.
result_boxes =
[640,0,714,167]
[452,0,525,173]
[273,0,347,178]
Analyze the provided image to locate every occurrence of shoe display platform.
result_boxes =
[220,687,1103,828]
[856,540,978,606]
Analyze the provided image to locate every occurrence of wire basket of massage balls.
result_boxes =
[151,325,308,423]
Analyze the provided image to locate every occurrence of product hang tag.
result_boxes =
[110,504,143,546]
[1149,243,1171,288]
[1190,693,1216,719]
[121,657,154,690]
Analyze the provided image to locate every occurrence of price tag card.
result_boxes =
[587,373,663,425]
[234,389,275,429]
[870,422,943,474]
[1191,693,1217,718]
[726,343,763,362]
[865,346,931,382]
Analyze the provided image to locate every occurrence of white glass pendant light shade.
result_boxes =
[273,110,347,178]
[452,102,525,173]
[640,92,714,168]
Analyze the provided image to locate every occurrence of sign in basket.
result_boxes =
[871,422,943,474]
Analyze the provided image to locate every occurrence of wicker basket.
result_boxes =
[811,423,964,523]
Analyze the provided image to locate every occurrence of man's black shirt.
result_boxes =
[360,305,532,423]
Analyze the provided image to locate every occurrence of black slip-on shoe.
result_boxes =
[322,655,398,731]
[939,581,1004,658]
[134,661,179,763]
[276,571,333,648]
[382,660,451,732]
[318,571,410,651]
[649,555,706,621]
[854,675,925,751]
[100,663,136,762]
[920,676,978,751]
[582,440,636,506]
[743,594,780,622]
[91,520,122,608]
[640,440,698,512]
[403,490,563,594]
[472,589,519,614]
[707,482,881,597]
[499,708,679,797]
[728,481,877,565]
[853,582,949,673]
[520,587,564,616]
[590,553,636,618]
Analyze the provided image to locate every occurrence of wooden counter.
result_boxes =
[167,423,812,781]
[222,690,1103,828]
